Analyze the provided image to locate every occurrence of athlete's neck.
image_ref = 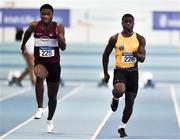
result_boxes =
[42,21,52,30]
[122,30,134,37]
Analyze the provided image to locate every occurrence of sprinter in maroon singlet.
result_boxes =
[21,4,66,133]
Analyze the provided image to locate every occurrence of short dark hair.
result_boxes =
[122,14,134,21]
[40,4,54,13]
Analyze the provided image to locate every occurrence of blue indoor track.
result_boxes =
[0,43,180,139]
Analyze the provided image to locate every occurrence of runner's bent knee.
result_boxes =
[112,83,126,98]
[113,86,125,99]
[34,64,48,79]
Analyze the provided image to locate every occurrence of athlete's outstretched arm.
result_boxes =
[134,33,146,63]
[102,35,117,83]
[56,24,66,51]
[21,22,36,53]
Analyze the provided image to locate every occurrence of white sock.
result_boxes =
[47,119,53,123]
[119,122,127,129]
[113,97,119,100]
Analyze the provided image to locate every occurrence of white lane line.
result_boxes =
[0,84,84,139]
[90,110,113,140]
[0,116,35,139]
[169,85,180,128]
[0,87,33,102]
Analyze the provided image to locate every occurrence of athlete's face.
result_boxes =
[122,17,134,34]
[40,9,53,24]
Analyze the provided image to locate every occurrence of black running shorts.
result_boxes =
[35,62,61,83]
[113,68,138,93]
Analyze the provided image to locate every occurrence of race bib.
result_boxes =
[122,52,136,63]
[39,47,55,57]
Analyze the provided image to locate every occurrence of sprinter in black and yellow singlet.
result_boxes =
[102,14,146,138]
[21,4,66,133]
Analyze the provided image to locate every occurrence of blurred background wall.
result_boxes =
[0,0,180,83]
[0,0,180,46]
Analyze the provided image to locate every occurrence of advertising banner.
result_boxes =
[0,8,70,28]
[153,11,180,30]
